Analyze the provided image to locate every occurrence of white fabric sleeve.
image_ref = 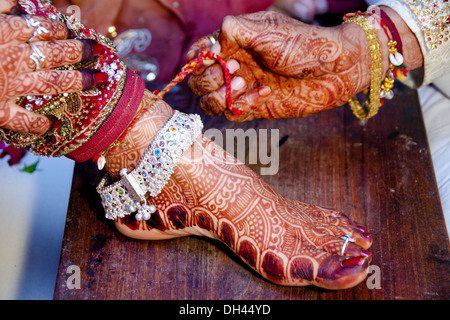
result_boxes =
[366,0,450,90]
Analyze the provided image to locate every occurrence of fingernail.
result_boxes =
[231,77,245,91]
[186,48,196,60]
[80,39,95,61]
[203,59,215,66]
[211,43,221,55]
[203,43,222,66]
[226,59,240,74]
[93,43,105,57]
[258,86,271,97]
[361,250,371,258]
[356,225,366,232]
[66,27,76,39]
[341,256,366,268]
[81,70,109,90]
[94,72,109,84]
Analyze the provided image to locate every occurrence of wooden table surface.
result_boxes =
[54,82,449,300]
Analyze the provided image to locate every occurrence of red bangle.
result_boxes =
[369,8,403,54]
[380,9,402,54]
[66,69,145,162]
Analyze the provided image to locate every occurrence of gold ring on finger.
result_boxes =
[208,34,217,45]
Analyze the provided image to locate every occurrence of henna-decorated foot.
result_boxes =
[105,91,372,290]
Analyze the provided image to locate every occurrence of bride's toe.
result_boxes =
[314,254,371,290]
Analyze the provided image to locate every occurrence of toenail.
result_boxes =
[356,225,366,232]
[362,232,372,239]
[341,256,366,268]
[361,249,371,257]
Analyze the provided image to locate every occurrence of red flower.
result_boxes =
[0,141,27,166]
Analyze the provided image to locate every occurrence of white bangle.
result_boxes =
[97,110,203,220]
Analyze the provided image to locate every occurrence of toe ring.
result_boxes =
[340,234,356,256]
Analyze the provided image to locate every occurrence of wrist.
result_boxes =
[374,6,423,71]
[340,17,389,92]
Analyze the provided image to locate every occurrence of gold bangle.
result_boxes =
[343,15,383,121]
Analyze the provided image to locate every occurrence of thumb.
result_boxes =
[218,15,255,59]
[0,0,26,15]
[1,100,51,134]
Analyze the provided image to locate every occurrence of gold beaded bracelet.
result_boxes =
[343,15,383,121]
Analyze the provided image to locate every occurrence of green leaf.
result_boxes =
[20,159,40,173]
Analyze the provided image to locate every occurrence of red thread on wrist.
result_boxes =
[378,9,403,54]
[344,9,403,53]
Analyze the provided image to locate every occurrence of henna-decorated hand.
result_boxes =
[187,10,373,122]
[0,0,106,135]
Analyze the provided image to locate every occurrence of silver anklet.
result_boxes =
[97,110,203,220]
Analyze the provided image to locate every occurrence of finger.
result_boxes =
[188,33,221,76]
[199,76,248,117]
[186,35,214,61]
[0,14,72,44]
[186,31,219,76]
[188,63,224,97]
[224,85,272,122]
[218,14,260,58]
[23,14,74,42]
[9,69,109,98]
[20,39,99,73]
[186,30,219,61]
[0,100,51,134]
[202,42,221,66]
[0,0,25,15]
[188,59,240,96]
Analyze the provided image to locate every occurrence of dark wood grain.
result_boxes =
[54,82,449,300]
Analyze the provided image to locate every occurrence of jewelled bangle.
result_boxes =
[343,14,383,121]
[96,110,203,221]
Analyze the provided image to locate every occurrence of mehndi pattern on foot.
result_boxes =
[109,103,373,289]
